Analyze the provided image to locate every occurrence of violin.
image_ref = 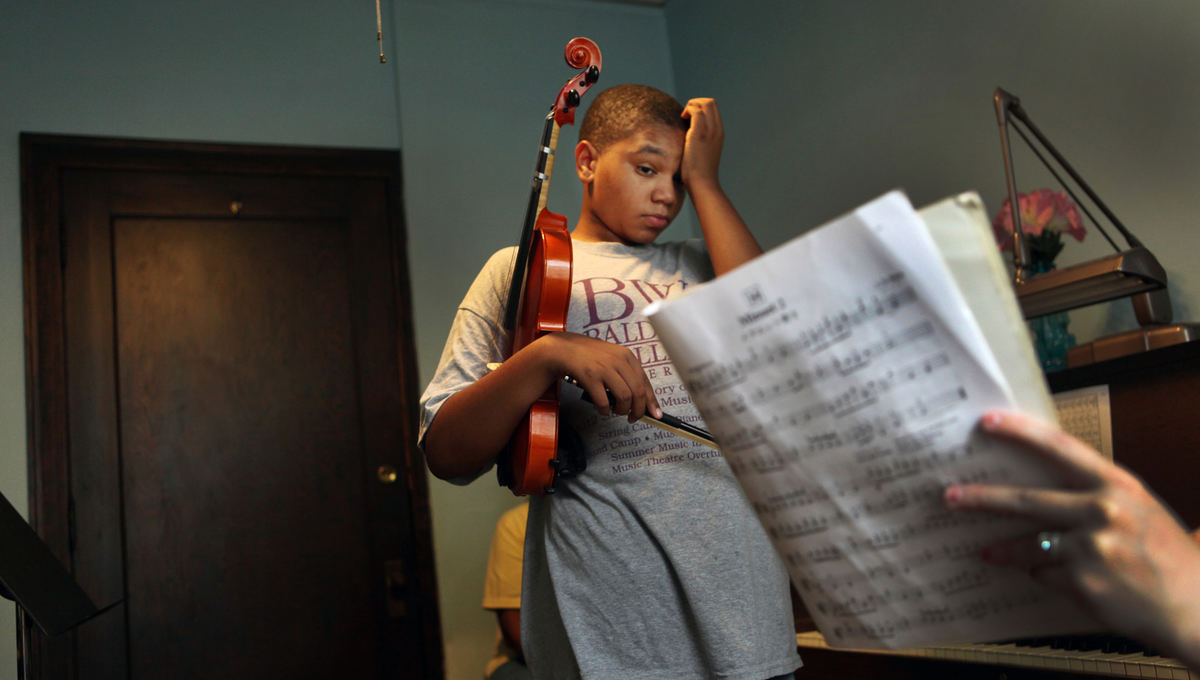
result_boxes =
[497,38,602,496]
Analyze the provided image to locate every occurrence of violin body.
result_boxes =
[505,210,572,494]
[497,38,601,495]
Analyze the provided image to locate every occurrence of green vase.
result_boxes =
[1028,261,1075,372]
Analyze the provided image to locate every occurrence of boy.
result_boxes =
[419,84,801,679]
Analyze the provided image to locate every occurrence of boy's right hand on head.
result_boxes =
[680,97,724,191]
[533,332,663,423]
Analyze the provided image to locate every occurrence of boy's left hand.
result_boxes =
[680,98,724,190]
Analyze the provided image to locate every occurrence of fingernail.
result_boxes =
[652,406,663,419]
[981,411,1003,429]
[944,486,962,504]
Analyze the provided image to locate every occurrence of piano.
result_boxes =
[795,631,1194,679]
[791,341,1200,679]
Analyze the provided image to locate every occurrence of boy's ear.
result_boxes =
[575,140,598,183]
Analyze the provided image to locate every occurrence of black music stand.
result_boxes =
[0,489,114,677]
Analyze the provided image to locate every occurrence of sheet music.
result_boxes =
[1054,385,1113,460]
[645,191,1092,650]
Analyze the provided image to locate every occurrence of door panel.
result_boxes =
[113,216,375,677]
[21,136,441,679]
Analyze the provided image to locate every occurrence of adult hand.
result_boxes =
[944,410,1200,668]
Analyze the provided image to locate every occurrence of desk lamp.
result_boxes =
[993,87,1198,366]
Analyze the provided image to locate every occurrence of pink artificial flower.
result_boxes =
[992,188,1086,251]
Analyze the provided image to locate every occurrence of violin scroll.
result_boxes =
[554,37,603,126]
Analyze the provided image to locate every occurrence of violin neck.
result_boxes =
[502,109,564,333]
[537,118,561,214]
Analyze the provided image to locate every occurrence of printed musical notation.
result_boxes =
[646,191,1092,650]
[1054,385,1113,460]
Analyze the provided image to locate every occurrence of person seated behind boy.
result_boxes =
[419,84,802,679]
[483,502,530,680]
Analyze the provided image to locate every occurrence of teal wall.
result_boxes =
[0,2,399,678]
[666,0,1200,342]
[2,1,1200,679]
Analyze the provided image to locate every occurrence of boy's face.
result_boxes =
[578,123,686,245]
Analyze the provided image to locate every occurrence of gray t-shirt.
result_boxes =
[419,239,801,679]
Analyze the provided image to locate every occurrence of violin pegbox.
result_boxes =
[553,37,603,126]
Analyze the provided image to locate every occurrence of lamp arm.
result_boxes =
[994,89,1033,283]
[995,87,1144,250]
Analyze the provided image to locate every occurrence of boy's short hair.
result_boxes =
[578,84,686,152]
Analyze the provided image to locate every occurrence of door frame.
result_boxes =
[19,133,442,678]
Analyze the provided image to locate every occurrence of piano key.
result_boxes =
[795,631,1194,679]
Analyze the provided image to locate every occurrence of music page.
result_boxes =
[644,191,1092,649]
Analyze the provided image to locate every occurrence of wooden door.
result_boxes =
[21,135,441,679]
